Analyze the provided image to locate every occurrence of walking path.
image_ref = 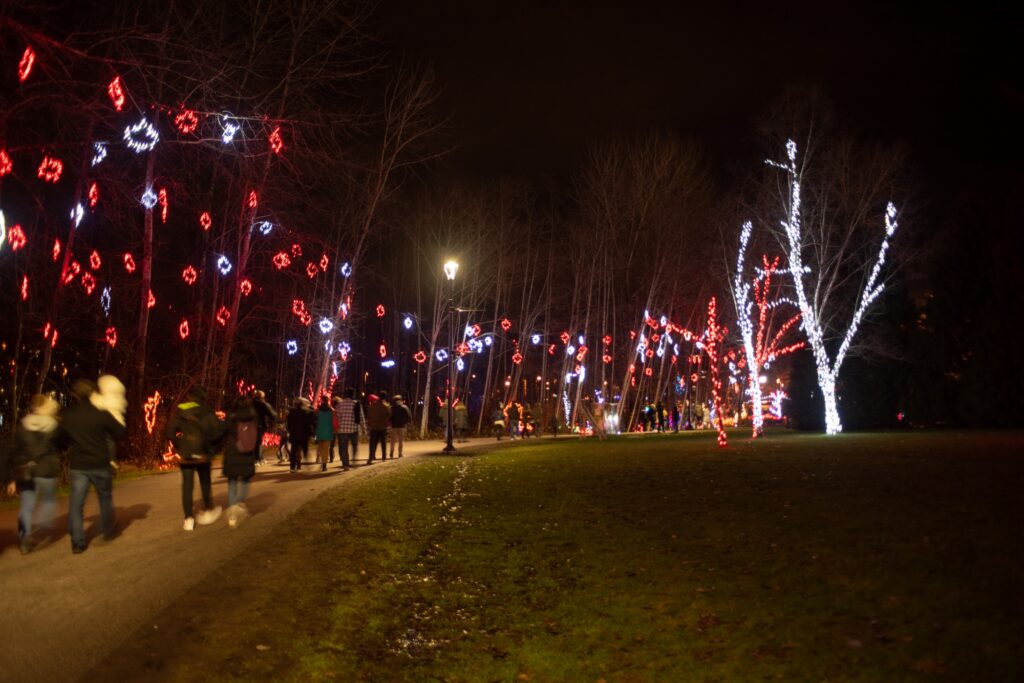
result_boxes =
[0,437,513,683]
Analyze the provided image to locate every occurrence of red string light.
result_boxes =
[272,252,291,269]
[305,262,318,279]
[319,253,329,271]
[269,126,284,155]
[512,352,523,365]
[290,243,302,257]
[123,253,136,273]
[602,354,612,364]
[379,343,387,359]
[292,299,312,326]
[0,149,12,176]
[20,276,29,301]
[248,190,258,209]
[376,304,386,317]
[559,331,570,345]
[240,278,253,296]
[602,335,612,346]
[147,290,156,308]
[174,108,199,134]
[37,156,63,183]
[88,182,99,208]
[143,390,160,432]
[107,76,125,111]
[158,188,168,223]
[81,272,96,295]
[18,46,36,82]
[178,319,190,340]
[182,265,197,285]
[61,261,80,285]
[199,211,212,231]
[216,306,230,326]
[548,344,556,355]
[52,239,61,262]
[8,225,26,251]
[500,318,512,332]
[106,326,118,348]
[413,350,427,364]
[705,296,727,448]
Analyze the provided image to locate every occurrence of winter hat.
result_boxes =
[30,393,59,417]
[393,395,404,402]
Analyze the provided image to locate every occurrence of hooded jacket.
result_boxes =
[15,413,62,479]
[222,400,258,479]
[166,400,227,460]
[58,400,127,471]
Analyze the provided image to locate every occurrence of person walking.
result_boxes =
[656,401,666,433]
[252,390,276,467]
[366,391,391,462]
[167,386,226,531]
[389,395,413,458]
[2,394,61,554]
[315,397,335,472]
[223,396,259,528]
[286,397,314,472]
[333,389,362,470]
[453,400,469,442]
[671,403,681,433]
[59,378,126,553]
[508,402,522,439]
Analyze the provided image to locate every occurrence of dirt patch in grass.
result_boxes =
[86,430,1024,682]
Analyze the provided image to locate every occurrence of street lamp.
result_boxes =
[443,259,459,454]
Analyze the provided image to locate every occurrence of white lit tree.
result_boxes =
[767,140,899,434]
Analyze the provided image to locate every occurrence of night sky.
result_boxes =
[379,1,1021,185]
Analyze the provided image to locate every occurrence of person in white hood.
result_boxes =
[6,394,62,554]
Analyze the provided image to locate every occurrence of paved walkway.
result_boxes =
[0,437,512,683]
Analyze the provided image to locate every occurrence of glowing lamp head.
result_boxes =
[443,259,459,281]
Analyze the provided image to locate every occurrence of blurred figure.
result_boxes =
[366,391,391,462]
[252,390,276,467]
[2,394,61,554]
[315,397,335,472]
[286,397,314,472]
[167,386,226,531]
[223,396,259,528]
[333,389,362,470]
[389,395,413,458]
[59,379,126,553]
[671,403,681,433]
[453,400,469,442]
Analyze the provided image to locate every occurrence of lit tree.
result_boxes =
[732,220,804,437]
[768,140,899,434]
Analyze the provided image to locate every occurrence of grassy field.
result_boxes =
[87,430,1023,682]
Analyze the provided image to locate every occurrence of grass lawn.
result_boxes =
[87,430,1023,682]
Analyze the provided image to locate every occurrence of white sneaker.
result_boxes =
[227,507,238,529]
[197,506,222,525]
[183,517,195,531]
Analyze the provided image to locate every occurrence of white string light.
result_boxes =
[123,117,159,153]
[216,255,232,275]
[91,142,107,166]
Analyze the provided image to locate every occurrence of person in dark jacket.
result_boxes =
[223,397,258,528]
[286,397,314,472]
[167,386,226,531]
[366,391,390,462]
[59,379,126,553]
[315,397,335,472]
[388,395,413,458]
[252,390,276,467]
[4,394,62,554]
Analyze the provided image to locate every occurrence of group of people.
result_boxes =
[1,377,127,554]
[282,390,413,472]
[490,401,541,440]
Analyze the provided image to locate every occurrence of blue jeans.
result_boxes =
[69,468,115,549]
[19,477,58,541]
[227,476,251,507]
[335,433,357,467]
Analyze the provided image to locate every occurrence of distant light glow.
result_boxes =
[531,334,541,345]
[404,316,413,329]
[381,360,395,368]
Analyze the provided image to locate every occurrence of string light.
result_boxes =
[376,304,386,317]
[158,188,168,223]
[18,46,36,82]
[340,262,351,277]
[483,336,493,347]
[269,126,284,155]
[174,108,199,134]
[378,343,387,358]
[178,319,190,340]
[199,211,212,231]
[602,335,612,346]
[705,297,727,447]
[142,390,160,433]
[319,318,335,334]
[21,276,29,301]
[381,360,396,368]
[88,182,99,208]
[500,318,512,332]
[404,316,413,329]
[81,273,96,295]
[511,352,523,365]
[240,279,252,296]
[456,358,466,371]
[286,340,299,355]
[319,253,329,271]
[107,76,125,111]
[91,143,107,166]
[217,255,232,275]
[0,149,11,176]
[101,287,111,315]
[305,262,318,279]
[61,261,80,285]
[290,243,302,257]
[255,220,273,235]
[69,203,84,228]
[548,344,556,355]
[8,224,26,251]
[530,334,541,344]
[123,253,135,273]
[37,156,63,182]
[88,251,101,270]
[292,299,311,326]
[216,306,230,326]
[272,252,291,269]
[147,290,156,308]
[178,266,196,285]
[221,116,239,144]
[124,117,159,153]
[106,326,118,349]
[247,190,258,210]
[140,188,158,209]
[414,350,427,364]
[338,341,351,358]
[435,349,448,362]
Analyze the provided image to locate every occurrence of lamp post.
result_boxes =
[443,259,459,454]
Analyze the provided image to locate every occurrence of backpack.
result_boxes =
[175,410,206,462]
[235,418,259,454]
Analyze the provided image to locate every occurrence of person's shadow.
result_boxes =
[83,503,152,541]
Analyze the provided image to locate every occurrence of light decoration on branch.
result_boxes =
[182,265,197,285]
[319,253,329,271]
[376,304,386,318]
[158,188,168,223]
[247,191,258,210]
[768,389,787,420]
[290,243,302,257]
[255,220,273,236]
[240,278,252,296]
[91,143,107,167]
[100,287,111,315]
[21,276,29,301]
[272,252,291,269]
[18,46,36,82]
[147,290,156,308]
[87,251,101,270]
[435,349,449,362]
[61,261,80,285]
[338,341,351,359]
[305,262,318,279]
[511,352,523,365]
[8,224,26,251]
[483,336,493,347]
[199,211,212,231]
[291,299,311,326]
[81,272,96,295]
[286,340,299,355]
[705,296,727,448]
[1,149,13,176]
[174,108,199,134]
[216,306,230,326]
[403,316,413,330]
[768,139,899,435]
[559,331,570,345]
[221,116,239,144]
[124,117,159,153]
[123,253,136,273]
[340,262,351,277]
[37,156,63,182]
[319,318,335,335]
[378,343,387,358]
[500,318,512,332]
[88,182,99,208]
[178,319,190,340]
[70,203,84,228]
[106,326,118,349]
[140,187,158,209]
[602,354,612,364]
[269,126,284,155]
[216,255,232,275]
[414,350,427,364]
[603,335,612,346]
[140,390,161,433]
[530,334,541,345]
[107,76,125,111]
[548,344,556,355]
[732,220,805,438]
